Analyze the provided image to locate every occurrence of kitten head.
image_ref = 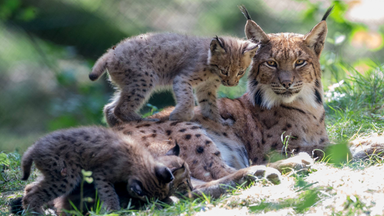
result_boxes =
[208,36,258,87]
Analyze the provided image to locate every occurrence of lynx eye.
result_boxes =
[237,70,245,76]
[295,59,306,67]
[266,61,277,67]
[220,70,228,76]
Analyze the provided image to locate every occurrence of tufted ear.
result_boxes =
[304,6,333,57]
[128,179,144,197]
[155,165,174,184]
[210,36,226,54]
[166,141,180,156]
[239,5,269,43]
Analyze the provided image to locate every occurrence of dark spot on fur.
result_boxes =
[195,134,201,137]
[253,157,258,163]
[184,134,192,140]
[196,146,204,153]
[170,121,181,126]
[151,134,157,138]
[205,140,211,145]
[123,131,132,135]
[166,130,172,136]
[214,151,220,156]
[136,124,151,128]
[222,132,228,137]
[179,129,187,132]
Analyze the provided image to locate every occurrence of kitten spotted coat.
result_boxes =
[89,33,258,126]
[20,127,175,214]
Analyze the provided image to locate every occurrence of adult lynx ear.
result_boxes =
[239,5,269,43]
[304,6,334,56]
[210,36,226,54]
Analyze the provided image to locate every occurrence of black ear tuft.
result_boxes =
[238,5,251,20]
[322,5,334,21]
[210,36,226,54]
[166,141,180,156]
[214,36,225,49]
[155,166,174,184]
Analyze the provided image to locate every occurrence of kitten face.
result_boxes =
[208,36,258,86]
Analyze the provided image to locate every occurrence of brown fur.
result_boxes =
[52,154,192,215]
[20,127,175,214]
[106,6,334,198]
[89,33,258,125]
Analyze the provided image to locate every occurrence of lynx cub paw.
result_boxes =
[169,109,194,122]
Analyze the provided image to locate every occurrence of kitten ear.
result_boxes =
[304,6,333,56]
[210,36,226,54]
[239,5,269,43]
[155,165,174,184]
[242,42,259,54]
[165,141,180,156]
[128,179,144,197]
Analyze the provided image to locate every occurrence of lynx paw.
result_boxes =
[169,109,194,121]
[271,152,314,173]
[244,165,281,185]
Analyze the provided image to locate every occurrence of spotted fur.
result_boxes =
[20,127,175,214]
[52,153,192,215]
[104,7,334,198]
[89,33,258,125]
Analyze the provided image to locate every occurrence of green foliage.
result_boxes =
[324,142,352,165]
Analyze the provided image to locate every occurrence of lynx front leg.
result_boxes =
[195,79,222,122]
[191,165,281,198]
[93,174,120,211]
[170,74,195,121]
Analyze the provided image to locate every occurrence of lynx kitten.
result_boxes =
[20,127,175,214]
[89,33,258,125]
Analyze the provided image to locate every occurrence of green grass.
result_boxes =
[1,65,383,215]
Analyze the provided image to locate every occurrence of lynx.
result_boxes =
[89,33,258,126]
[108,5,336,198]
[20,127,175,214]
[53,146,192,215]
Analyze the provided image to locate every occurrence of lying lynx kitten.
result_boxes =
[89,33,258,125]
[20,127,175,214]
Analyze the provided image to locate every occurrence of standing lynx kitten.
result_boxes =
[89,33,258,125]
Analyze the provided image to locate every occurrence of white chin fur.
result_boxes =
[249,83,320,109]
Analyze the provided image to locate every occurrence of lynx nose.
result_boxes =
[281,80,293,89]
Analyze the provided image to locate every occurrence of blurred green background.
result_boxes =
[1,0,383,152]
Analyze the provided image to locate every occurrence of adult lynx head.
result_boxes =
[240,6,333,109]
